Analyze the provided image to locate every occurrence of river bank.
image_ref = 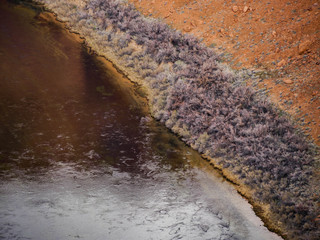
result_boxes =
[0,1,283,239]
[30,0,319,239]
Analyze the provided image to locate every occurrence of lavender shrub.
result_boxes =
[36,0,319,239]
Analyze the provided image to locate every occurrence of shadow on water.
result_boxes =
[0,0,151,178]
[0,1,282,240]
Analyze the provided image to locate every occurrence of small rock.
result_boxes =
[243,6,249,13]
[183,26,192,32]
[283,79,293,84]
[298,40,312,54]
[272,31,276,37]
[232,6,239,12]
[294,93,298,97]
[277,59,286,67]
[275,48,280,53]
[200,224,210,232]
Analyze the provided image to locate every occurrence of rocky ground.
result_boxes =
[130,0,320,146]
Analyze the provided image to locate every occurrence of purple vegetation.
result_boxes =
[38,0,320,239]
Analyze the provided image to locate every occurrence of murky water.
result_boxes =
[0,1,282,240]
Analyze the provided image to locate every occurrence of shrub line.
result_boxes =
[35,0,319,239]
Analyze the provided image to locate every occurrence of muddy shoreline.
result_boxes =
[46,14,283,237]
[27,0,320,239]
[32,6,284,237]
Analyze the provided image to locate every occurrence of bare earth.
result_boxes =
[130,0,320,146]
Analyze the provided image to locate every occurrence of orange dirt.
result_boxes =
[129,0,320,146]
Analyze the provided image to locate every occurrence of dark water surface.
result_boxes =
[0,1,282,240]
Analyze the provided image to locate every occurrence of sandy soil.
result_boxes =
[129,0,320,146]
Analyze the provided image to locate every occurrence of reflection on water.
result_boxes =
[0,1,282,240]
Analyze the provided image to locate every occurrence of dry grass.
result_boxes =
[37,0,320,238]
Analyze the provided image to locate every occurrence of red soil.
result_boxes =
[129,0,320,146]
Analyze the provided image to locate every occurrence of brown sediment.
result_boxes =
[37,11,84,43]
[36,9,151,116]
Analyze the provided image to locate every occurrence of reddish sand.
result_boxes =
[129,0,320,145]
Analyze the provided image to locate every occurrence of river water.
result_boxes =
[0,1,282,240]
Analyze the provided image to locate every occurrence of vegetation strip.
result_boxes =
[34,0,319,239]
